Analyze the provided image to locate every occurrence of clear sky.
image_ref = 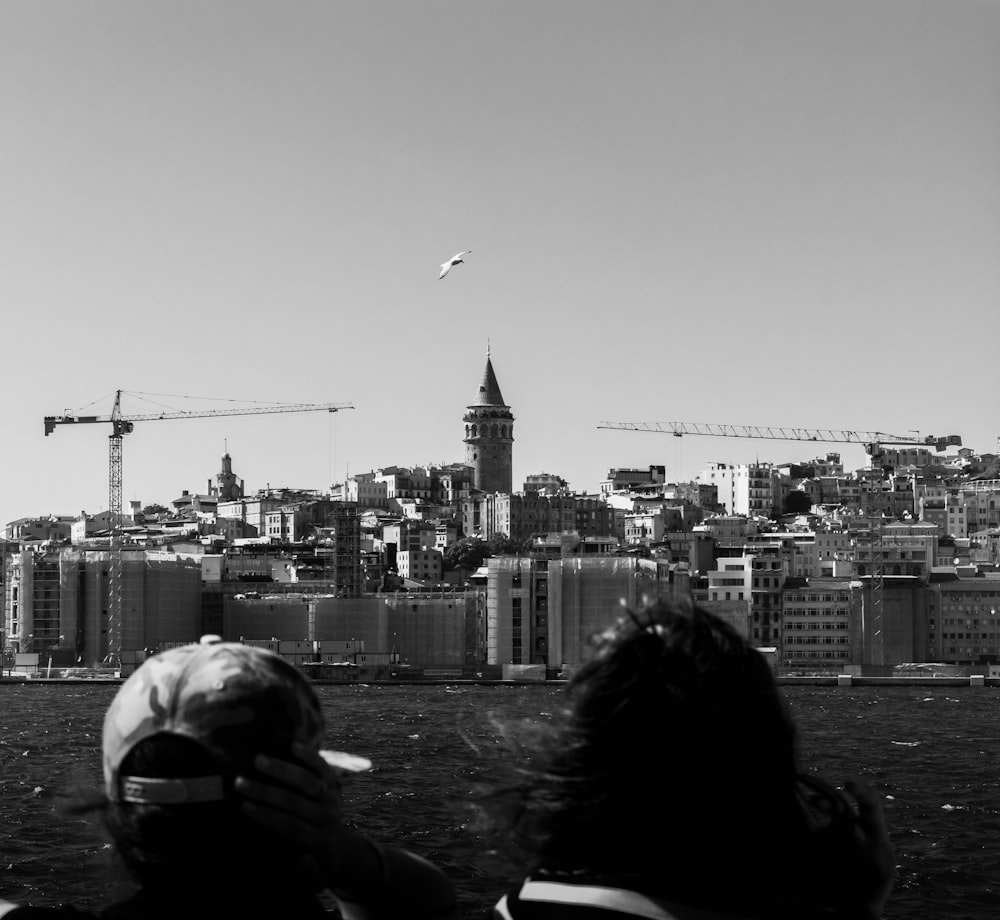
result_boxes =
[1,0,998,525]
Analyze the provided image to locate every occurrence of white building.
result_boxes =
[396,549,443,582]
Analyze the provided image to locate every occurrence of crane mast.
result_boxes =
[45,391,354,669]
[106,393,131,665]
[598,420,961,668]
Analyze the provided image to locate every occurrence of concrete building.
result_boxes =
[853,522,939,580]
[217,494,286,538]
[624,510,665,545]
[851,576,929,670]
[320,502,362,597]
[925,572,1000,667]
[747,532,820,579]
[5,516,76,543]
[970,528,1000,568]
[4,545,202,669]
[733,464,783,518]
[707,555,752,605]
[463,491,616,543]
[486,555,666,673]
[695,515,754,545]
[881,446,936,469]
[222,591,475,670]
[397,549,443,582]
[523,472,568,495]
[781,577,853,669]
[382,520,437,554]
[697,463,736,514]
[656,531,716,574]
[335,473,389,509]
[961,481,1000,532]
[600,466,666,495]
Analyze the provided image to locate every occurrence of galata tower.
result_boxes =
[463,350,514,493]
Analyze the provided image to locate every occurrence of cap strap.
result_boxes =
[119,775,225,804]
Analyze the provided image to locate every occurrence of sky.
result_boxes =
[1,0,998,525]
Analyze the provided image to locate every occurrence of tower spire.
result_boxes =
[463,350,514,494]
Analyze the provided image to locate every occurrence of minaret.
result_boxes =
[463,349,514,493]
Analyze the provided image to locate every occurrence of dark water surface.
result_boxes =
[2,683,999,919]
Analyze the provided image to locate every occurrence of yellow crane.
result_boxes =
[597,420,962,665]
[45,390,354,668]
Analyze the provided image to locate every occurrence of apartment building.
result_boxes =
[463,492,616,543]
[696,515,755,545]
[707,556,752,606]
[524,472,569,494]
[781,577,853,668]
[734,464,783,518]
[697,463,736,514]
[396,549,443,582]
[486,556,664,672]
[926,574,1000,667]
[657,531,717,574]
[599,465,666,495]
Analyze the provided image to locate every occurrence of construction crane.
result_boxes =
[598,420,962,666]
[45,391,354,669]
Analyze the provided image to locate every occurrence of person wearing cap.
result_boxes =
[0,637,457,920]
[483,597,894,920]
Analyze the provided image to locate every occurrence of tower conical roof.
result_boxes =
[472,355,507,407]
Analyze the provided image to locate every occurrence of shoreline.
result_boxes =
[2,676,998,688]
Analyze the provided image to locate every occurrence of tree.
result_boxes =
[443,537,490,572]
[141,503,169,517]
[783,491,813,515]
[488,535,529,556]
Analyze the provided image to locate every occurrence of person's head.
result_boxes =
[100,636,365,892]
[492,596,831,905]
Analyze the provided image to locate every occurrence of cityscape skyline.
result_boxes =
[7,362,995,528]
[2,1,998,526]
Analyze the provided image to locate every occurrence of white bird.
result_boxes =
[439,250,471,279]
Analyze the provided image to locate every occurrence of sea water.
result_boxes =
[1,683,999,919]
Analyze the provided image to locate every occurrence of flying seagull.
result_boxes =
[439,250,471,279]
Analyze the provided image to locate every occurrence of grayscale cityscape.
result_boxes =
[3,352,997,682]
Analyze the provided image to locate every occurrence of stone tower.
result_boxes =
[214,451,244,501]
[463,350,514,493]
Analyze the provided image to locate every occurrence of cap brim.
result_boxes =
[320,749,372,772]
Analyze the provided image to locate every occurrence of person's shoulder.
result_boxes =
[0,904,99,920]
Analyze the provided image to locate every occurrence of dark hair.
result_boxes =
[485,596,852,915]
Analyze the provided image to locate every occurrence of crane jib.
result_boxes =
[42,395,354,670]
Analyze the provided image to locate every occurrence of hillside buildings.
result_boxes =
[3,353,1000,679]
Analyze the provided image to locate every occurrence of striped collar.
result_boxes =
[497,878,762,920]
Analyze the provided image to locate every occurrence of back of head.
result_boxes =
[500,597,812,904]
[101,637,327,894]
[567,596,796,794]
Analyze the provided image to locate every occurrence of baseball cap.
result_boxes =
[102,635,371,805]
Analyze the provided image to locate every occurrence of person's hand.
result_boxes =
[235,741,352,888]
[839,779,895,920]
[236,744,458,919]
